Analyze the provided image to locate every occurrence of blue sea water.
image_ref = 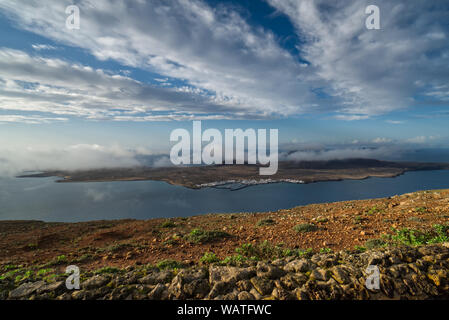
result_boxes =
[0,170,448,222]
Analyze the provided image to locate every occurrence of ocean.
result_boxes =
[1,170,449,222]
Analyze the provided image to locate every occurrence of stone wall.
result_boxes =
[2,244,449,300]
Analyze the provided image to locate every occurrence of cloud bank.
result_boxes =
[267,0,449,117]
[0,0,447,122]
[0,144,170,176]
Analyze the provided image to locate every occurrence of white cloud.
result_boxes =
[267,0,449,117]
[152,156,173,168]
[0,0,447,121]
[0,0,319,119]
[0,48,252,121]
[334,114,369,121]
[0,143,159,176]
[406,136,436,144]
[281,146,401,162]
[0,115,68,124]
[386,120,404,125]
[372,137,392,144]
[31,44,58,51]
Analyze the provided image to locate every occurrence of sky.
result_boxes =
[0,0,448,174]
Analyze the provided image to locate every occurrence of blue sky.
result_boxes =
[0,0,448,172]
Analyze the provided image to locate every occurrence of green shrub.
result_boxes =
[391,224,449,246]
[353,216,366,224]
[74,254,92,263]
[156,259,184,270]
[256,218,276,227]
[160,221,176,228]
[391,228,428,246]
[95,267,121,274]
[319,247,332,254]
[43,254,68,267]
[294,223,318,233]
[221,254,249,266]
[3,265,19,271]
[185,229,231,243]
[36,268,53,277]
[365,206,383,216]
[200,252,220,264]
[106,243,134,252]
[428,224,449,244]
[15,270,33,283]
[364,239,386,250]
[298,248,314,258]
[56,255,67,263]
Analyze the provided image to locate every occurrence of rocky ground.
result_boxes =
[1,189,449,270]
[2,243,449,300]
[1,188,449,300]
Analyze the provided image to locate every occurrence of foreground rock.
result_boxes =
[2,244,449,300]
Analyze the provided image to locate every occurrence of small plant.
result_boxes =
[294,223,318,233]
[44,254,68,267]
[428,224,449,244]
[42,273,59,283]
[391,224,449,246]
[3,265,19,271]
[156,259,184,270]
[74,254,92,263]
[221,254,249,266]
[163,238,179,246]
[0,269,21,281]
[365,206,383,216]
[354,245,367,253]
[160,220,176,228]
[319,247,332,254]
[106,243,134,252]
[391,228,428,246]
[256,218,276,227]
[15,270,33,283]
[235,241,287,260]
[185,229,231,244]
[36,268,53,277]
[364,239,386,250]
[353,215,365,224]
[56,255,67,263]
[415,207,427,213]
[298,248,314,258]
[95,266,121,274]
[200,252,220,264]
